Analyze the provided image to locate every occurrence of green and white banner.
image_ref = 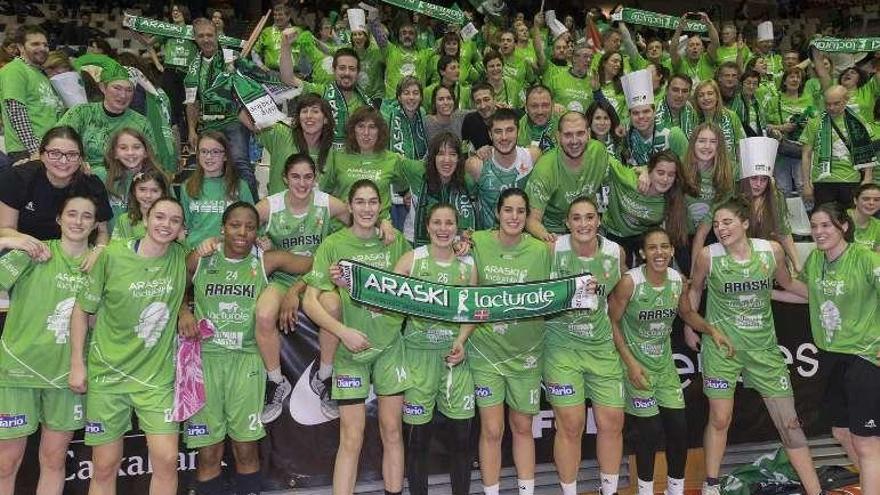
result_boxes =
[340,260,597,323]
[123,13,245,49]
[231,71,290,129]
[377,0,466,26]
[611,8,708,33]
[810,37,880,53]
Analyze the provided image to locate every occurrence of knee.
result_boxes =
[38,446,68,472]
[339,424,365,452]
[508,415,533,438]
[232,443,260,471]
[92,456,122,483]
[0,454,22,478]
[852,436,880,459]
[481,421,504,444]
[708,409,733,432]
[832,427,851,444]
[197,444,225,469]
[150,448,179,476]
[380,421,403,446]
[596,409,625,434]
[556,416,585,440]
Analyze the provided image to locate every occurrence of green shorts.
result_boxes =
[403,347,475,425]
[543,344,625,408]
[332,337,409,401]
[471,368,542,415]
[185,352,266,449]
[702,342,792,399]
[0,386,84,439]
[85,386,178,446]
[624,360,685,417]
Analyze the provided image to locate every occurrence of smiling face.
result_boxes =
[712,207,748,247]
[485,57,503,80]
[58,197,97,243]
[398,83,422,113]
[440,61,460,84]
[114,132,146,171]
[648,160,677,194]
[434,142,458,181]
[525,89,552,126]
[41,137,82,184]
[472,88,495,119]
[284,160,316,200]
[499,32,515,55]
[198,137,226,177]
[145,200,184,245]
[810,211,846,252]
[694,128,719,162]
[641,230,674,272]
[298,103,327,135]
[20,32,49,66]
[348,184,381,230]
[354,118,379,153]
[102,80,135,113]
[559,115,588,160]
[496,194,527,237]
[134,179,163,213]
[590,107,612,137]
[604,53,622,78]
[855,188,880,217]
[434,86,454,116]
[490,118,517,155]
[223,206,258,258]
[427,206,457,249]
[696,85,719,112]
[565,200,599,245]
[630,105,655,133]
[333,54,359,91]
[783,71,802,93]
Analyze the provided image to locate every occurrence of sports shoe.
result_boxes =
[309,362,338,416]
[261,376,292,423]
[701,482,721,495]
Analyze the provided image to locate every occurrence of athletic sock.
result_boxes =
[234,472,261,495]
[518,478,535,495]
[318,361,333,380]
[600,472,620,495]
[637,478,654,495]
[560,480,578,495]
[267,367,283,383]
[196,474,225,495]
[667,477,685,495]
[483,483,500,495]
[705,477,720,486]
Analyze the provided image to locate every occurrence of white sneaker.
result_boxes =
[261,376,292,423]
[701,482,721,495]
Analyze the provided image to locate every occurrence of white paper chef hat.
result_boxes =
[621,68,654,109]
[349,8,367,32]
[757,21,774,42]
[739,136,778,178]
[549,17,568,40]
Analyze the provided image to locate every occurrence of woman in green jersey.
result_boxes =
[241,92,334,195]
[99,128,166,228]
[586,100,624,162]
[469,188,551,495]
[848,183,880,251]
[0,195,97,494]
[112,169,171,240]
[685,199,822,495]
[180,202,311,495]
[692,80,745,158]
[544,197,625,495]
[775,203,880,493]
[69,197,188,494]
[302,179,411,495]
[597,52,627,119]
[608,228,732,495]
[180,131,255,248]
[381,76,428,160]
[767,67,816,197]
[394,203,478,495]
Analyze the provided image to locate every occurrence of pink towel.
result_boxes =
[172,318,215,422]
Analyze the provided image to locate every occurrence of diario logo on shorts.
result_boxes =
[704,377,730,390]
[631,397,657,409]
[85,421,105,434]
[336,375,362,389]
[403,402,426,416]
[546,382,575,396]
[474,386,492,398]
[0,414,27,428]
[187,423,210,436]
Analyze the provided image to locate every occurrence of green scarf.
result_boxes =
[610,8,708,33]
[816,108,878,177]
[340,260,597,323]
[810,37,880,53]
[325,82,371,145]
[729,91,763,137]
[123,13,244,49]
[377,0,466,25]
[386,101,428,159]
[656,99,696,135]
[413,181,476,247]
[517,114,556,152]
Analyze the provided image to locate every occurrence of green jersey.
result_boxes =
[546,235,622,349]
[253,25,292,70]
[700,108,745,158]
[161,37,197,69]
[767,91,816,142]
[300,80,372,147]
[180,177,255,248]
[473,147,536,230]
[516,113,558,151]
[57,102,156,167]
[194,248,268,354]
[705,239,777,351]
[0,58,64,153]
[603,161,667,238]
[525,143,613,234]
[112,214,146,240]
[353,43,385,101]
[295,31,336,85]
[91,166,136,229]
[383,44,431,100]
[800,114,866,183]
[544,69,593,113]
[78,239,187,392]
[468,230,551,375]
[265,190,332,286]
[491,77,525,109]
[184,55,261,132]
[256,122,319,195]
[304,227,410,362]
[673,54,716,86]
[686,164,733,234]
[502,52,534,85]
[849,209,880,251]
[319,149,411,220]
[620,265,683,372]
[715,45,750,66]
[0,241,88,388]
[402,246,475,350]
[656,100,698,135]
[624,123,688,166]
[799,244,880,365]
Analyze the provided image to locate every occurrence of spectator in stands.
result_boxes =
[0,39,18,69]
[253,1,295,72]
[426,85,468,142]
[210,9,226,36]
[460,81,497,154]
[0,25,64,163]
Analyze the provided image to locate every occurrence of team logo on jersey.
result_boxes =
[186,423,210,436]
[403,402,426,416]
[474,386,492,398]
[0,414,27,428]
[631,397,657,409]
[336,375,362,389]
[135,302,170,348]
[704,377,730,390]
[546,382,575,396]
[85,421,105,434]
[46,297,76,344]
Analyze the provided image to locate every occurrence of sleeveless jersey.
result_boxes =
[621,266,683,373]
[474,147,535,230]
[265,190,332,286]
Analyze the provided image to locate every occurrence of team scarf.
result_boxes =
[413,181,476,247]
[815,108,878,177]
[325,82,372,144]
[517,114,556,152]
[339,260,597,323]
[377,0,466,25]
[123,13,245,49]
[656,99,696,135]
[728,91,763,137]
[810,37,880,53]
[610,8,708,33]
[386,101,428,159]
[626,124,668,166]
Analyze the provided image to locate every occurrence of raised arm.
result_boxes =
[669,15,687,67]
[279,27,303,87]
[703,12,720,63]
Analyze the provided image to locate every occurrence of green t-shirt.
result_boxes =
[301,80,371,146]
[161,37,197,69]
[849,209,880,251]
[112,214,146,241]
[620,265,684,372]
[57,102,156,167]
[468,230,551,375]
[705,239,777,351]
[473,147,536,230]
[624,123,688,166]
[545,68,593,113]
[0,241,88,388]
[546,235,622,349]
[503,52,535,85]
[767,92,816,142]
[265,189,333,286]
[304,227,410,362]
[799,244,880,365]
[402,246,476,350]
[256,122,320,195]
[423,82,472,112]
[672,53,716,86]
[602,161,667,238]
[491,76,525,109]
[78,239,187,393]
[354,42,386,101]
[0,58,64,153]
[383,43,431,100]
[525,143,613,234]
[295,31,336,85]
[253,25,291,70]
[180,176,255,248]
[715,45,750,66]
[319,149,411,221]
[800,114,864,183]
[91,166,136,232]
[194,248,268,354]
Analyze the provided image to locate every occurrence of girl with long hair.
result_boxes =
[112,169,170,240]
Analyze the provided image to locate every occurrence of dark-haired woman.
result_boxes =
[767,67,816,197]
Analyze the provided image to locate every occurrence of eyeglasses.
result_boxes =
[44,149,81,162]
[199,149,226,157]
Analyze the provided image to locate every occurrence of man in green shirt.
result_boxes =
[670,12,719,86]
[545,43,593,113]
[423,55,472,112]
[655,74,697,134]
[622,69,689,166]
[498,30,536,85]
[0,25,63,161]
[372,20,432,100]
[252,3,297,72]
[516,85,560,152]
